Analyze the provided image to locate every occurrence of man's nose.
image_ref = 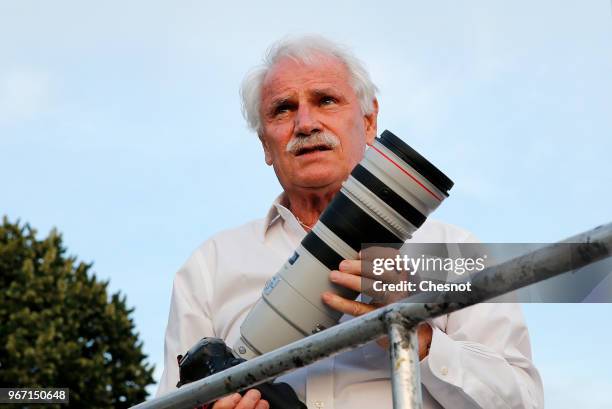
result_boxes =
[294,103,321,137]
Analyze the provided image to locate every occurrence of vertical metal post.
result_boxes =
[387,313,423,409]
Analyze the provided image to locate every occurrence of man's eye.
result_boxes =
[274,104,292,116]
[320,96,337,106]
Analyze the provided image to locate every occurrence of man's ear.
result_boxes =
[364,98,379,144]
[258,132,274,166]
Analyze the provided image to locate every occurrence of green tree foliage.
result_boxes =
[0,216,154,408]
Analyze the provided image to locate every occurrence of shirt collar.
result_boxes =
[263,193,284,231]
[264,192,291,226]
[263,192,306,239]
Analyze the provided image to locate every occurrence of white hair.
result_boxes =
[240,35,379,135]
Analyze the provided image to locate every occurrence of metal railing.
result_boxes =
[132,222,612,409]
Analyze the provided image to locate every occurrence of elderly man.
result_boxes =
[157,36,544,409]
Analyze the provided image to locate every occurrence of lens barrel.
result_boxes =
[234,130,453,359]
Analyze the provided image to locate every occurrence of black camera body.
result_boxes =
[176,337,306,409]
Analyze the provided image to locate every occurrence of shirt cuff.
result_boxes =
[420,326,462,388]
[419,326,513,409]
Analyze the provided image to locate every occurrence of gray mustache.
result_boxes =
[286,131,340,154]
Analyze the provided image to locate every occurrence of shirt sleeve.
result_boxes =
[155,243,216,397]
[418,230,544,408]
[419,303,544,409]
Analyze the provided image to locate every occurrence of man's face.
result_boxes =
[259,55,378,193]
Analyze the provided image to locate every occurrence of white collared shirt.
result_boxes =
[156,195,544,409]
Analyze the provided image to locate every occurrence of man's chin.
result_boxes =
[292,170,346,191]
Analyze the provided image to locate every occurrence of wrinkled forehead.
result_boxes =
[261,54,354,100]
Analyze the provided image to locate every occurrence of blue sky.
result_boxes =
[1,1,611,407]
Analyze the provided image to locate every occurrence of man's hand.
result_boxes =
[212,389,269,409]
[321,255,433,360]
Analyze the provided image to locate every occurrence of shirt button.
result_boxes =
[440,366,449,376]
[314,401,325,408]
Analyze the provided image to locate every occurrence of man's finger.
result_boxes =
[254,400,269,409]
[360,246,401,261]
[330,270,361,291]
[338,259,361,275]
[235,389,262,409]
[212,393,241,409]
[330,270,384,299]
[322,291,375,316]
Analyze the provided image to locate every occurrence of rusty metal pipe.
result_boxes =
[131,222,612,409]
